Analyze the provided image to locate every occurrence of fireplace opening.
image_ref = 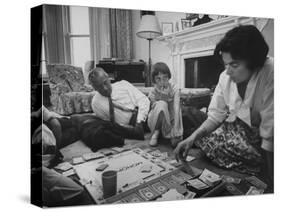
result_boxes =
[185,55,224,90]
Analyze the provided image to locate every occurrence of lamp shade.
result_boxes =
[136,15,162,39]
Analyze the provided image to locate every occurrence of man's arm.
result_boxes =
[135,94,150,123]
[126,82,150,123]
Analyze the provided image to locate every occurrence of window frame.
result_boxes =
[62,6,94,66]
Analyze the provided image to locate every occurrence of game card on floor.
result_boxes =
[187,179,209,190]
[138,186,159,201]
[151,181,169,194]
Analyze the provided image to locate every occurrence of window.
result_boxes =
[40,5,111,70]
[63,6,92,69]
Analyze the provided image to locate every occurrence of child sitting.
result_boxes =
[147,62,183,147]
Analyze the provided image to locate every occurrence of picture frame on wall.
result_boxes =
[181,18,192,30]
[181,14,199,30]
[162,22,173,35]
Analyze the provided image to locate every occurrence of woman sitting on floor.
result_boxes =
[174,25,273,184]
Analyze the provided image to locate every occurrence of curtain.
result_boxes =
[109,9,133,59]
[44,5,65,64]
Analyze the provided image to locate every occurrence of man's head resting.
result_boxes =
[88,67,112,97]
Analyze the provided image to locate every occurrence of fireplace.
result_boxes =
[185,55,224,89]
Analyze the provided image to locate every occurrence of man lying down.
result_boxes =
[31,79,150,205]
[75,67,150,151]
[36,67,150,156]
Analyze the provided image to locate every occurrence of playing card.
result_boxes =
[125,192,144,202]
[151,181,169,194]
[82,152,104,161]
[225,183,243,195]
[62,169,75,177]
[199,169,221,186]
[72,156,84,165]
[221,175,241,184]
[187,179,209,190]
[245,176,267,190]
[138,186,159,200]
[246,186,264,195]
[54,162,73,171]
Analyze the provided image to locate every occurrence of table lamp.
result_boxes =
[136,14,162,86]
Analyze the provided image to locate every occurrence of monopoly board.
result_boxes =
[74,148,177,203]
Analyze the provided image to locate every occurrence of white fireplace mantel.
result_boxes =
[156,16,266,88]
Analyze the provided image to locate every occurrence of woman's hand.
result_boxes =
[174,135,196,162]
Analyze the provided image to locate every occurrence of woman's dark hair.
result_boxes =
[214,25,269,71]
[151,62,171,83]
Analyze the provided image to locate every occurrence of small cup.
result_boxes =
[102,170,117,198]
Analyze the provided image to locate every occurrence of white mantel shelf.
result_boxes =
[157,16,256,43]
[155,16,262,89]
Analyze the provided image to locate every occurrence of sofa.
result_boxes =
[47,64,211,115]
[47,64,96,115]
